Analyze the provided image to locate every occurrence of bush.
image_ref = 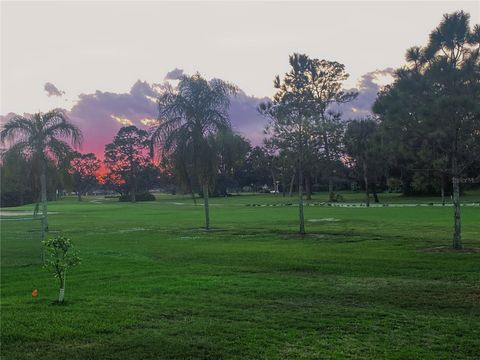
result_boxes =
[0,190,35,207]
[119,192,156,202]
[104,195,120,199]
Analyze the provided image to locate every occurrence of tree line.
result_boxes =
[1,11,479,248]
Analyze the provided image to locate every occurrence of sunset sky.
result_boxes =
[1,1,479,156]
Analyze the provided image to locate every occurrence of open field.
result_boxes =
[1,192,480,359]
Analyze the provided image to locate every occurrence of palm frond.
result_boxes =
[0,116,34,144]
[2,140,31,160]
[43,110,83,148]
[47,137,75,163]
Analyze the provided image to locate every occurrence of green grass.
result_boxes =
[1,192,480,359]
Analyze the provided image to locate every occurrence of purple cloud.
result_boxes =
[68,80,158,156]
[44,82,65,97]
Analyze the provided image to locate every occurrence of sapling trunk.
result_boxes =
[58,272,66,303]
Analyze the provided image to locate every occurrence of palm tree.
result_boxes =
[1,110,82,230]
[151,73,236,230]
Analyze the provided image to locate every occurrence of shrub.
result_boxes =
[119,192,156,202]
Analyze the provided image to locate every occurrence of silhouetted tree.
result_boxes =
[104,126,151,202]
[260,54,318,234]
[0,110,82,229]
[300,57,357,201]
[70,153,100,201]
[151,73,237,230]
[374,11,480,249]
[344,118,383,206]
[214,130,250,195]
[0,149,35,206]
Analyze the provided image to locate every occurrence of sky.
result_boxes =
[1,1,479,156]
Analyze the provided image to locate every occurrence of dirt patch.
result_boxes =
[418,246,480,253]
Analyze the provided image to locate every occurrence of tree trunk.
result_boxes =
[190,191,197,205]
[288,173,295,197]
[40,162,49,231]
[77,193,82,202]
[298,170,305,235]
[362,159,370,207]
[305,174,312,200]
[441,175,446,206]
[271,171,277,196]
[19,186,24,206]
[452,158,461,249]
[372,183,379,203]
[203,184,210,230]
[323,132,334,202]
[328,178,334,202]
[130,176,136,203]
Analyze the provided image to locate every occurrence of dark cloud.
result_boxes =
[68,80,158,156]
[164,68,184,80]
[44,82,65,97]
[332,68,395,119]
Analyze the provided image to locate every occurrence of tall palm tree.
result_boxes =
[1,110,82,230]
[151,73,236,230]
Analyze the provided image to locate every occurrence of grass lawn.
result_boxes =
[1,192,480,359]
